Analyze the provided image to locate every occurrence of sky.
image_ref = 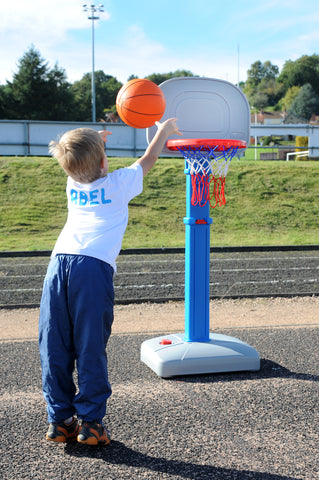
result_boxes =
[0,0,319,86]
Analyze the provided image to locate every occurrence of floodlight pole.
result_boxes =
[83,3,104,123]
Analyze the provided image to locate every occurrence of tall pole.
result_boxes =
[237,44,240,88]
[184,162,212,343]
[252,107,258,160]
[83,4,104,123]
[91,14,96,123]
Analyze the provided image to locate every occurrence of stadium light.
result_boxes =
[82,3,104,123]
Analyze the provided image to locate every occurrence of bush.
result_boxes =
[295,136,309,161]
[261,136,273,146]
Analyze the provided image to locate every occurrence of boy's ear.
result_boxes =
[100,156,108,173]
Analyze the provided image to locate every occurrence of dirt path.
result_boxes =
[1,296,318,342]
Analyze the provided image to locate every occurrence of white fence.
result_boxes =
[0,120,148,157]
[1,120,319,158]
[251,124,319,158]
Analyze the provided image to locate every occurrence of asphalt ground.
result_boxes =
[0,320,318,479]
[0,248,318,479]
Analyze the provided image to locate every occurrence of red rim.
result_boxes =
[166,138,247,151]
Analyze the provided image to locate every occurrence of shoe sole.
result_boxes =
[77,436,111,446]
[46,435,67,443]
[46,435,78,443]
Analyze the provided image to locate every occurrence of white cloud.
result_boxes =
[124,25,165,57]
[93,25,167,82]
[0,0,111,82]
[0,1,242,85]
[0,0,111,35]
[1,0,318,87]
[298,30,319,45]
[2,2,78,40]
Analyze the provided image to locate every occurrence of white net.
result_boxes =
[179,145,238,178]
[176,144,241,208]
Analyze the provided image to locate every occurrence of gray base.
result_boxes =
[141,333,260,378]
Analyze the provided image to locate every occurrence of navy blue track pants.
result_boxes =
[39,254,114,423]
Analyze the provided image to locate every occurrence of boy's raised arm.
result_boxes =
[135,118,182,177]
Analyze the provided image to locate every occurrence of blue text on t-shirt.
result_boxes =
[70,188,112,206]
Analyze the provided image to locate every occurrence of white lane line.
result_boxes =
[2,276,318,294]
[117,256,319,264]
[114,278,319,290]
[1,265,318,281]
[1,254,319,269]
[116,266,317,276]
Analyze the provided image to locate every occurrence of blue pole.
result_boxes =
[183,166,212,342]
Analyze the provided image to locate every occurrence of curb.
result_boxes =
[0,245,319,258]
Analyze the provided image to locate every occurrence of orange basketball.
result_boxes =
[116,79,166,128]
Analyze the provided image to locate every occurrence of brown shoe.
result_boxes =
[77,420,111,446]
[46,417,80,443]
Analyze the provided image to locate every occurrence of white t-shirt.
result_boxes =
[52,163,143,272]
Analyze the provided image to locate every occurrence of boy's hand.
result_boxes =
[135,117,182,177]
[99,130,112,143]
[155,118,182,138]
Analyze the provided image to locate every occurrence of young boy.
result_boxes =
[39,118,181,446]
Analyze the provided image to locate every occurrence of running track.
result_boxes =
[0,246,318,309]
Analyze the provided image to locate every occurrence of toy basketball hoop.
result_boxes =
[141,78,260,378]
[167,138,246,208]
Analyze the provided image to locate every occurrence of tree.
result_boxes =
[258,77,284,107]
[0,85,9,118]
[289,83,319,120]
[246,60,279,88]
[45,64,75,120]
[245,77,284,110]
[70,74,91,121]
[146,70,196,85]
[278,54,319,95]
[71,71,122,121]
[248,90,269,110]
[277,86,301,112]
[101,75,123,107]
[244,60,281,108]
[6,46,48,119]
[4,46,74,120]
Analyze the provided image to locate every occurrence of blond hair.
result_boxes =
[49,128,105,183]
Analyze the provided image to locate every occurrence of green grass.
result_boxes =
[0,154,318,251]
